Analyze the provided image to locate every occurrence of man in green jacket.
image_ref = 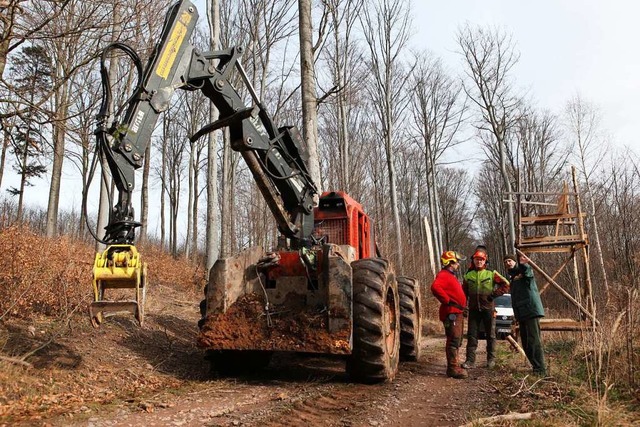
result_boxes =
[462,249,510,369]
[504,253,546,376]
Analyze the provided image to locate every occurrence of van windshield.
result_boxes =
[494,294,512,308]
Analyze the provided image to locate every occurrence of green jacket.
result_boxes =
[508,264,544,320]
[463,268,509,310]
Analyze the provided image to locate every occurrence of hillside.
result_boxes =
[0,227,638,426]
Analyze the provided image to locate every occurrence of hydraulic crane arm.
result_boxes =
[94,0,317,247]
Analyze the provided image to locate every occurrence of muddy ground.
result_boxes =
[1,284,510,427]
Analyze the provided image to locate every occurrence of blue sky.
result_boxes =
[413,0,639,153]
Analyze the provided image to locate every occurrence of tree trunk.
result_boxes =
[96,1,120,251]
[139,143,150,245]
[160,118,167,250]
[298,0,322,195]
[79,131,89,240]
[96,157,110,250]
[17,138,27,222]
[185,141,194,259]
[220,129,232,258]
[498,132,516,252]
[0,126,9,188]
[191,149,199,261]
[205,0,220,270]
[45,63,69,238]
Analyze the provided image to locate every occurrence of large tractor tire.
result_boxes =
[398,276,422,361]
[347,258,400,383]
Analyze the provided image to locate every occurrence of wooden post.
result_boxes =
[572,166,596,321]
[423,217,436,279]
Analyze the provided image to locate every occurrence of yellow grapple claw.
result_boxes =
[89,244,147,327]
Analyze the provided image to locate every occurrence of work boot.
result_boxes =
[487,359,496,369]
[461,360,475,369]
[445,345,467,379]
[446,366,468,379]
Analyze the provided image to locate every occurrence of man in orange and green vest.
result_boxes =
[461,249,510,369]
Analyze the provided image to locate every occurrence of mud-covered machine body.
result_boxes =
[89,0,421,382]
[199,190,423,382]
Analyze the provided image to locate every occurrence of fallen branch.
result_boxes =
[460,410,555,426]
[0,354,33,368]
[506,335,527,359]
[19,305,81,361]
[510,375,548,397]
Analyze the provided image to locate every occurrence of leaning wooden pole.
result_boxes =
[515,249,598,325]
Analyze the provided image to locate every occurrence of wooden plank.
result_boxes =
[539,319,595,331]
[521,213,580,222]
[505,191,578,196]
[520,247,576,254]
[521,235,587,244]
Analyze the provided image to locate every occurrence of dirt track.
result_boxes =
[70,337,499,427]
[1,284,504,427]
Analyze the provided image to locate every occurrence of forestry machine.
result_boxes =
[89,0,421,382]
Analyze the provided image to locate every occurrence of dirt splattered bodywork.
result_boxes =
[198,244,353,354]
[197,192,410,383]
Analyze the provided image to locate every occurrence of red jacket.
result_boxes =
[430,268,467,321]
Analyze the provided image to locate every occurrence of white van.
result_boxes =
[494,293,514,339]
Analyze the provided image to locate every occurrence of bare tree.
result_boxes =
[182,88,208,260]
[217,0,300,254]
[565,94,610,305]
[473,161,509,261]
[205,0,221,271]
[7,44,51,221]
[457,23,520,253]
[510,107,567,194]
[42,0,104,238]
[410,51,466,262]
[360,0,413,272]
[436,167,474,250]
[0,0,72,78]
[64,66,101,240]
[158,105,188,256]
[298,0,325,195]
[320,0,364,194]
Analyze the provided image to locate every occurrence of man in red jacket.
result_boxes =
[430,250,468,379]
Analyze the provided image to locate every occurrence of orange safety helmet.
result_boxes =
[472,250,487,260]
[441,250,466,266]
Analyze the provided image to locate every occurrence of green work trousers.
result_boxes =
[520,317,546,374]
